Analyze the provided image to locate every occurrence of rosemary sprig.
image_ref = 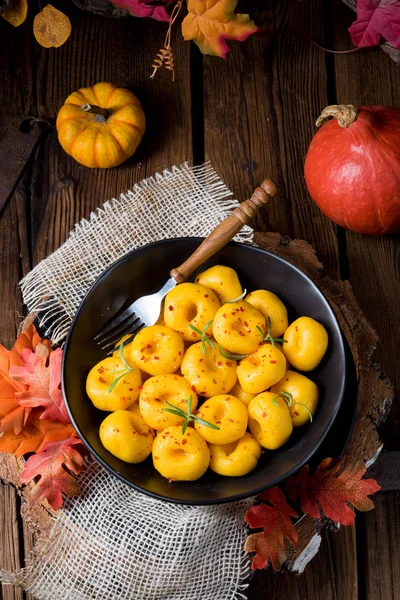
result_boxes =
[189,320,216,354]
[226,289,247,303]
[163,395,220,435]
[257,317,288,348]
[272,391,313,422]
[218,345,249,361]
[108,343,135,393]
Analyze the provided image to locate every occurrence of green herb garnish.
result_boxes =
[226,289,247,303]
[218,345,249,361]
[272,391,313,422]
[108,343,135,393]
[163,395,220,435]
[189,320,216,354]
[257,317,288,348]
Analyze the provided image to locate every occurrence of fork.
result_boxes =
[94,179,278,352]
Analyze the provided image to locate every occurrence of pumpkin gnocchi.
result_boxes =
[87,264,328,481]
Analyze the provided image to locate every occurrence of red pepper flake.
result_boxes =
[113,428,120,433]
[178,351,182,356]
[204,294,209,298]
[154,356,160,360]
[155,397,161,402]
[146,344,152,349]
[128,388,134,391]
[201,369,205,373]
[212,378,217,385]
[228,418,234,423]
[261,412,267,418]
[270,360,277,364]
[140,356,145,361]
[98,376,106,384]
[154,456,160,460]
[216,420,221,425]
[239,306,245,312]
[285,378,289,382]
[199,358,204,363]
[120,396,127,401]
[191,332,197,337]
[294,411,299,416]
[191,385,196,392]
[244,321,249,327]
[138,386,143,391]
[182,439,188,445]
[217,361,222,367]
[97,366,105,374]
[295,326,299,332]
[222,313,227,318]
[168,305,174,311]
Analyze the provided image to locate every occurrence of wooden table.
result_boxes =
[1,2,399,599]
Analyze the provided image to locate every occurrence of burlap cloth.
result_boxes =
[1,163,256,600]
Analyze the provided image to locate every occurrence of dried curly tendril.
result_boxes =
[225,289,247,303]
[257,317,288,348]
[108,343,135,393]
[272,391,313,423]
[163,395,220,435]
[189,320,216,354]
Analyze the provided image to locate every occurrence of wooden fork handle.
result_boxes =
[170,179,278,284]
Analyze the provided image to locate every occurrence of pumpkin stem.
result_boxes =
[316,104,359,129]
[81,103,109,122]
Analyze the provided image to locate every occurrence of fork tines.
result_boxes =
[95,311,144,353]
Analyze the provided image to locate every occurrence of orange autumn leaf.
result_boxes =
[0,407,77,457]
[0,323,51,434]
[181,0,257,58]
[244,487,298,571]
[2,0,28,26]
[33,4,71,48]
[285,458,381,526]
[10,344,69,424]
[20,438,84,510]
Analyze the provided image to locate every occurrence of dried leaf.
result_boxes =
[0,324,52,434]
[349,0,400,49]
[182,0,257,58]
[33,4,72,48]
[20,438,85,510]
[111,0,169,21]
[0,407,77,457]
[244,487,298,571]
[10,344,69,424]
[2,0,27,26]
[285,458,381,526]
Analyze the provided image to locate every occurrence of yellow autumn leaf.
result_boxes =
[2,0,28,27]
[181,0,257,58]
[33,4,71,48]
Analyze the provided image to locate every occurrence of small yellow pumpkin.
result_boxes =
[56,82,146,168]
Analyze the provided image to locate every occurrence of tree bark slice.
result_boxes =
[253,231,394,571]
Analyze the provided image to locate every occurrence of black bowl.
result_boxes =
[62,238,346,504]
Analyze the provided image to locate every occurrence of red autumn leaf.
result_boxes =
[285,458,381,526]
[20,438,85,510]
[244,487,298,571]
[349,0,400,49]
[10,344,69,424]
[0,323,52,434]
[0,407,77,457]
[111,0,170,22]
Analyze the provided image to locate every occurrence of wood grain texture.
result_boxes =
[203,0,340,278]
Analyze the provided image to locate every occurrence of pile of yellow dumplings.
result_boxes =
[86,265,328,482]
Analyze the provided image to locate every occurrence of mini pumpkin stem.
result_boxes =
[81,103,109,122]
[316,104,359,129]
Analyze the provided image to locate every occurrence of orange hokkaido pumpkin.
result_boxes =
[56,82,146,168]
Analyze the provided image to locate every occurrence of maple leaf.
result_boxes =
[244,487,298,571]
[111,0,170,22]
[0,323,52,434]
[349,0,400,49]
[285,458,381,526]
[182,0,258,58]
[20,438,85,510]
[0,407,77,457]
[10,344,70,425]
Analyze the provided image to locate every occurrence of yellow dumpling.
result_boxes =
[248,392,293,450]
[164,283,220,342]
[195,265,243,304]
[236,343,287,394]
[194,395,248,444]
[270,370,319,427]
[283,317,328,371]
[139,374,198,430]
[99,405,154,463]
[86,356,142,411]
[229,381,256,406]
[129,325,184,376]
[213,300,266,355]
[246,290,288,338]
[180,342,237,397]
[209,432,261,477]
[152,426,210,481]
